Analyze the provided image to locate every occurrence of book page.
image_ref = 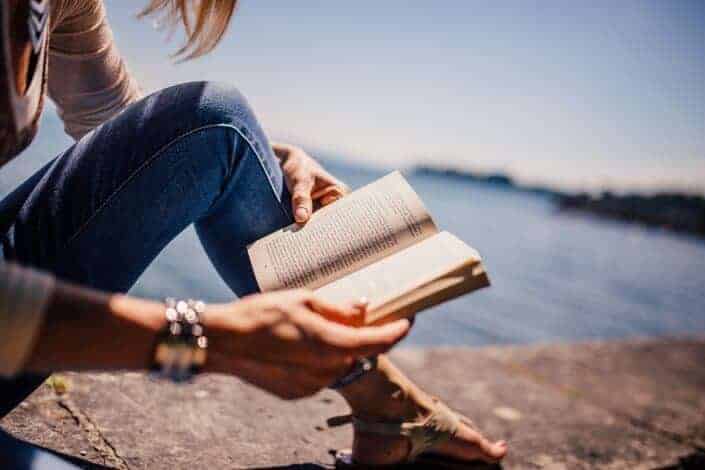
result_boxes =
[314,231,490,324]
[248,171,437,291]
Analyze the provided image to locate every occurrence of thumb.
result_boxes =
[292,176,314,223]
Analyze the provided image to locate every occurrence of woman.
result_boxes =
[0,0,507,466]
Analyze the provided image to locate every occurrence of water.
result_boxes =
[2,114,704,346]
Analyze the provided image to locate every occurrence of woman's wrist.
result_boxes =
[201,301,237,333]
[202,299,265,336]
[109,294,166,336]
[108,293,167,369]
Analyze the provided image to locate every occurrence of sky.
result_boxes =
[87,1,705,194]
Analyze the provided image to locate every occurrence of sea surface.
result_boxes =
[2,114,704,346]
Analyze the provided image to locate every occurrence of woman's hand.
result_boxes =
[272,143,349,223]
[204,289,410,400]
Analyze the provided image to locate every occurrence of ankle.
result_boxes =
[337,356,432,421]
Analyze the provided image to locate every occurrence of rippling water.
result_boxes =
[3,115,704,346]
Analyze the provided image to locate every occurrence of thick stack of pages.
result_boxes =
[248,171,489,325]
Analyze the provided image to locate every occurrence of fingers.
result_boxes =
[319,188,346,207]
[315,317,411,357]
[294,292,408,355]
[346,319,411,356]
[311,184,347,201]
[281,147,349,218]
[307,295,367,327]
[311,172,349,207]
[291,175,315,223]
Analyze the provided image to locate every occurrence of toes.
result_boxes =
[479,437,508,462]
[466,427,508,463]
[435,423,508,463]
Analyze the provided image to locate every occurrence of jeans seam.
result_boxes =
[65,122,284,246]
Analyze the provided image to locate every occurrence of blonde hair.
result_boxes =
[140,0,238,60]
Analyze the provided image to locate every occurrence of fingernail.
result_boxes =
[295,207,308,222]
[497,440,507,447]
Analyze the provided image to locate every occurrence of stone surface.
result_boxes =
[480,337,705,449]
[2,338,704,469]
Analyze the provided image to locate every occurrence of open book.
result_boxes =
[247,172,490,325]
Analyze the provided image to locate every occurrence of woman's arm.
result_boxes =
[24,281,165,372]
[21,279,411,400]
[48,0,142,140]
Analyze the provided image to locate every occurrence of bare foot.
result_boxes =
[338,356,508,465]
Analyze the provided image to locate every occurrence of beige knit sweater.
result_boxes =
[1,0,141,377]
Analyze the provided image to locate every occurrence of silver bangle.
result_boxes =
[151,298,208,382]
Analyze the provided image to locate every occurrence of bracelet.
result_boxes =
[151,298,208,382]
[328,356,378,389]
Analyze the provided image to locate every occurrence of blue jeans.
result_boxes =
[0,81,293,417]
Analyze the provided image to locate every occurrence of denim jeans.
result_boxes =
[0,431,81,469]
[0,82,293,454]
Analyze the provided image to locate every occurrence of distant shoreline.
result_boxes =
[411,165,705,239]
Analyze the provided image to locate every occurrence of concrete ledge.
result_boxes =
[2,337,704,469]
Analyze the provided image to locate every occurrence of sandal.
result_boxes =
[331,398,501,468]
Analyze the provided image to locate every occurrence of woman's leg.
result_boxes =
[0,429,81,469]
[0,81,292,415]
[1,80,505,463]
[5,81,291,293]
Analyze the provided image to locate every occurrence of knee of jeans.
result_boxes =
[183,81,277,170]
[174,82,286,207]
[195,82,258,134]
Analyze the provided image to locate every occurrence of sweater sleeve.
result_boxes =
[0,262,55,378]
[47,0,142,140]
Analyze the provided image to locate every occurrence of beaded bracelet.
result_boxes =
[151,298,208,382]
